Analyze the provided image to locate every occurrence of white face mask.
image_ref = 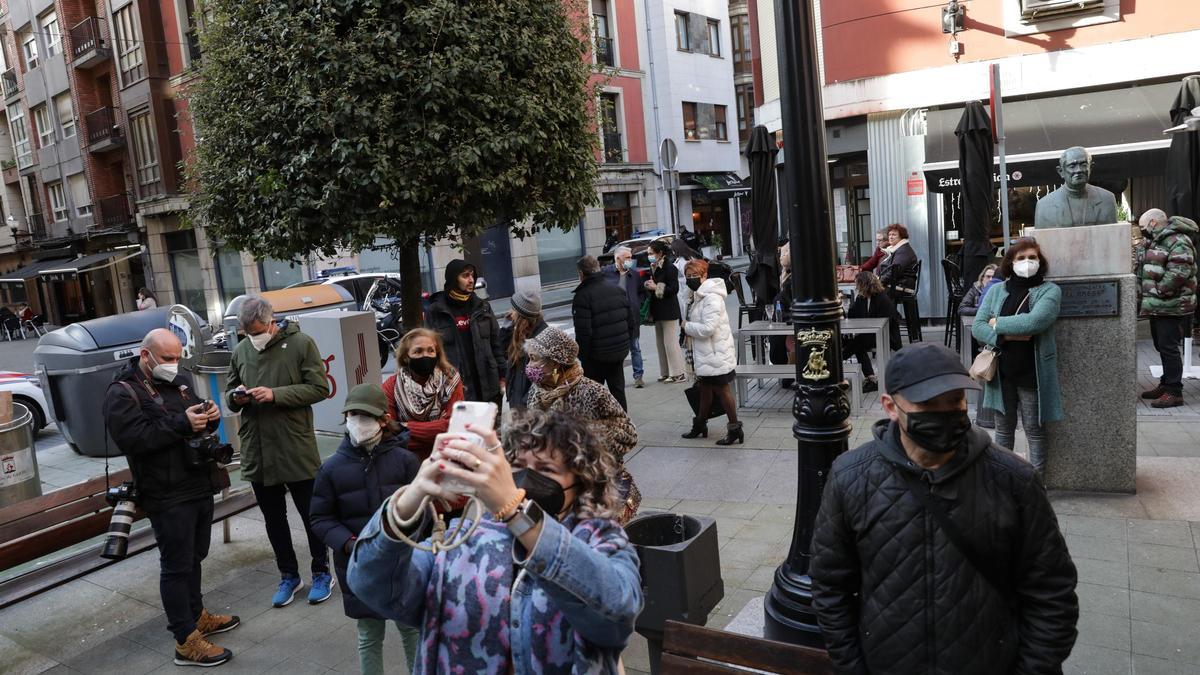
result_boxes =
[1013,259,1040,279]
[146,352,178,382]
[346,414,384,448]
[248,331,273,352]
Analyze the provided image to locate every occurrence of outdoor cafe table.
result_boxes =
[736,318,891,401]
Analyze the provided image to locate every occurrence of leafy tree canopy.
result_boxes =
[189,0,600,262]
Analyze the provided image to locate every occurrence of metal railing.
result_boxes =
[595,36,615,67]
[70,17,104,61]
[86,106,122,147]
[96,194,133,230]
[602,132,623,163]
[28,213,46,240]
[2,70,18,99]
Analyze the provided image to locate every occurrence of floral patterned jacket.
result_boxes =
[347,502,643,674]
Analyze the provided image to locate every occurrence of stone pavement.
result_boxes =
[5,316,1200,673]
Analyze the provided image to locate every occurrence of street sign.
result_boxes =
[659,138,678,171]
[663,169,680,190]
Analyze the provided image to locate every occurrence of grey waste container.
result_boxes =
[33,307,186,457]
[0,402,41,507]
[188,349,241,454]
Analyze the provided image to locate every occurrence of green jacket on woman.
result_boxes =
[226,321,330,485]
[971,281,1064,423]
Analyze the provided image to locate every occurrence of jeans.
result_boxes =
[357,618,421,675]
[1151,315,1191,396]
[147,498,214,644]
[630,336,644,380]
[994,380,1046,475]
[250,479,329,578]
[583,358,627,410]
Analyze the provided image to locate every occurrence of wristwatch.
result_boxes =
[505,499,544,538]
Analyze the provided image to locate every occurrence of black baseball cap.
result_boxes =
[885,342,980,402]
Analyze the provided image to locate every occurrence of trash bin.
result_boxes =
[625,512,724,674]
[33,307,202,457]
[223,285,355,349]
[189,349,241,454]
[0,402,41,507]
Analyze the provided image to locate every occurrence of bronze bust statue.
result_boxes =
[1034,147,1118,229]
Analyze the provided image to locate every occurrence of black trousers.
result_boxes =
[251,479,329,579]
[842,335,876,379]
[582,358,627,411]
[148,497,214,644]
[1151,315,1192,396]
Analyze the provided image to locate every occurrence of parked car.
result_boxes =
[596,233,677,271]
[286,271,402,309]
[0,371,48,432]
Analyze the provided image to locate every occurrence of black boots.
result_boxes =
[681,417,708,439]
[716,422,744,446]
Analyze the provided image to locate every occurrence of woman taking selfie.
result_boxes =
[383,329,464,460]
[524,327,641,523]
[346,409,643,674]
[972,238,1063,478]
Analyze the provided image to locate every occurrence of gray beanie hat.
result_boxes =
[525,326,578,365]
[511,287,542,318]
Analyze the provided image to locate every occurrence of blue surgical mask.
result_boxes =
[648,255,657,265]
[622,259,635,270]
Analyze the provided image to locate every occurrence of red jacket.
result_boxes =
[382,374,464,461]
[861,247,885,272]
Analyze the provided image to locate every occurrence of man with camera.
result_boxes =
[103,328,240,667]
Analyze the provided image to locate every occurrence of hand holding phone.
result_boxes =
[232,386,251,405]
[439,402,498,496]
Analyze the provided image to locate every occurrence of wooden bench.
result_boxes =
[736,363,862,415]
[0,468,256,609]
[661,620,835,674]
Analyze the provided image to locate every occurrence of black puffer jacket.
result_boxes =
[310,433,419,619]
[573,272,635,363]
[812,419,1078,675]
[425,290,505,403]
[102,358,221,513]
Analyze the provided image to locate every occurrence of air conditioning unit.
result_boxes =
[1019,0,1105,24]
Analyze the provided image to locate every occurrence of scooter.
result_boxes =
[374,295,403,368]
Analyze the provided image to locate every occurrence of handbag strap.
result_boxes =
[897,469,1011,596]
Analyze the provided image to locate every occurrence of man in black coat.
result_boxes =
[812,343,1078,674]
[601,246,646,388]
[425,259,505,405]
[102,329,239,667]
[573,255,636,410]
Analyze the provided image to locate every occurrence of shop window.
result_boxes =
[48,182,67,221]
[68,173,91,217]
[165,230,207,315]
[260,257,305,290]
[214,246,247,313]
[40,11,60,58]
[54,93,75,139]
[113,5,145,83]
[536,221,585,284]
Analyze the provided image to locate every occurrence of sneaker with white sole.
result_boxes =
[271,575,304,608]
[308,572,335,604]
[174,629,232,667]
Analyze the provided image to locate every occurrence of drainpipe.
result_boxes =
[642,0,671,233]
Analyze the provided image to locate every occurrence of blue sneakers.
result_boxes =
[308,572,335,604]
[271,575,304,608]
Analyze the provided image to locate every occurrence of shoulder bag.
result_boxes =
[969,292,1030,382]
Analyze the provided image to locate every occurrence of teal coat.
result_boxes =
[971,281,1064,423]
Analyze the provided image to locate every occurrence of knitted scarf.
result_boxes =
[393,367,461,422]
[448,289,471,303]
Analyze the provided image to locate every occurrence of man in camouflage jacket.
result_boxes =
[1137,208,1198,407]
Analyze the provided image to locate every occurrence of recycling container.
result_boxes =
[223,285,355,349]
[0,402,40,507]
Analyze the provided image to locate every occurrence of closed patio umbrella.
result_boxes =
[956,101,995,287]
[745,125,780,306]
[1167,75,1200,222]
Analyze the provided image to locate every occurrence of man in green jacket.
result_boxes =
[226,295,333,607]
[1137,209,1199,408]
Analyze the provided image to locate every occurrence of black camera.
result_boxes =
[185,433,234,468]
[105,481,139,507]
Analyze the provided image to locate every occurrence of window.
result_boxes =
[130,111,161,189]
[21,30,38,71]
[113,6,145,82]
[682,101,698,140]
[33,105,54,147]
[714,105,728,141]
[165,230,207,315]
[41,12,60,58]
[600,93,621,163]
[735,83,754,142]
[260,258,305,291]
[68,173,91,217]
[732,15,752,74]
[181,0,203,64]
[8,104,31,168]
[215,246,248,312]
[675,12,690,51]
[592,0,613,67]
[54,93,75,138]
[1019,0,1104,23]
[707,19,720,57]
[48,182,68,222]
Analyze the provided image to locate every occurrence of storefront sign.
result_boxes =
[1057,280,1119,318]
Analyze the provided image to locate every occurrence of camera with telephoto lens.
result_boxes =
[101,482,139,560]
[184,433,234,468]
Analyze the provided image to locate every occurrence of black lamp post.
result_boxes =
[763,0,851,646]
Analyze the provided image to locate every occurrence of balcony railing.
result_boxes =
[595,36,615,67]
[96,194,134,230]
[602,132,623,164]
[86,106,124,152]
[70,17,111,68]
[28,213,46,240]
[2,69,18,99]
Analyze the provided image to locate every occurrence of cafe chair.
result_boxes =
[897,260,923,344]
[941,258,966,351]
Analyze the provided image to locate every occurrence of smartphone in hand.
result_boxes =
[439,401,498,496]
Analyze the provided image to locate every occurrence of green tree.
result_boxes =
[189,0,600,327]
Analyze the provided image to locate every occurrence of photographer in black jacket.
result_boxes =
[572,255,636,410]
[102,328,240,667]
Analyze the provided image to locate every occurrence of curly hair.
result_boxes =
[502,409,619,520]
[395,328,454,375]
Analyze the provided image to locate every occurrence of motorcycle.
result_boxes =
[373,295,403,368]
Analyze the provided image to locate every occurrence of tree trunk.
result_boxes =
[398,241,424,331]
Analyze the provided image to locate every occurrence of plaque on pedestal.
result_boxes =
[1028,223,1133,278]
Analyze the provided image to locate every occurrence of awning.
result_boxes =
[38,246,144,277]
[688,172,751,198]
[0,257,73,283]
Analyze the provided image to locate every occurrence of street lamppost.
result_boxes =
[763,0,851,646]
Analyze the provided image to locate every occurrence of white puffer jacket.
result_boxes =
[683,278,737,377]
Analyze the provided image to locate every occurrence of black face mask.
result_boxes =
[409,356,438,377]
[512,468,573,518]
[686,278,703,291]
[897,405,972,454]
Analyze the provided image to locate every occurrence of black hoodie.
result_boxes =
[425,259,505,402]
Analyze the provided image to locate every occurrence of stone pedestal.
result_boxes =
[1036,223,1137,493]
